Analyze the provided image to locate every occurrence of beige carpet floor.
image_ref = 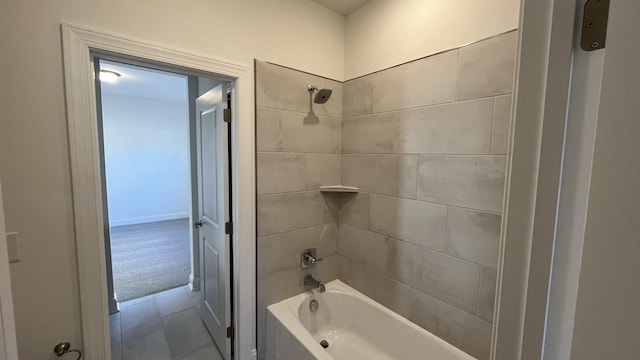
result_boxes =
[110,218,191,301]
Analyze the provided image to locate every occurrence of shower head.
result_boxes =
[314,89,332,104]
[308,85,333,104]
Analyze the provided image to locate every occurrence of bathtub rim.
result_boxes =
[266,279,476,359]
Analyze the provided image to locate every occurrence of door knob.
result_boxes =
[194,221,203,228]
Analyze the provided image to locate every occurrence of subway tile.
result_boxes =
[255,61,342,118]
[257,255,346,321]
[257,191,337,236]
[277,223,339,272]
[281,113,341,154]
[410,289,492,360]
[338,224,411,283]
[372,50,458,112]
[417,155,506,212]
[456,32,518,100]
[343,74,374,117]
[369,194,447,251]
[342,155,417,199]
[257,235,282,279]
[339,192,370,229]
[446,207,502,267]
[257,152,306,195]
[255,107,283,152]
[305,154,341,190]
[256,108,342,153]
[345,261,412,318]
[258,270,303,320]
[478,267,497,323]
[305,254,347,284]
[491,95,512,154]
[342,99,493,154]
[408,245,481,314]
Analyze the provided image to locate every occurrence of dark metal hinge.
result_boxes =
[226,326,234,339]
[223,108,231,123]
[225,221,233,235]
[581,0,610,51]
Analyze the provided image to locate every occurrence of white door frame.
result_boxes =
[61,24,256,360]
[492,0,581,358]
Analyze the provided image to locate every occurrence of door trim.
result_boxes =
[61,24,256,359]
[491,0,577,358]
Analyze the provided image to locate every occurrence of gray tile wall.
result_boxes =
[256,30,516,360]
[339,31,517,360]
[255,61,345,358]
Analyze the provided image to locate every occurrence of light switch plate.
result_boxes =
[6,232,20,263]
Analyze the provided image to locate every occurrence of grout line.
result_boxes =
[302,153,309,192]
[341,152,508,158]
[413,155,419,200]
[340,222,494,268]
[444,206,450,254]
[257,222,336,240]
[348,256,491,324]
[454,49,462,101]
[256,60,343,83]
[411,285,493,326]
[352,190,503,215]
[490,96,497,154]
[256,105,343,121]
[476,267,483,317]
[257,151,341,155]
[341,94,509,120]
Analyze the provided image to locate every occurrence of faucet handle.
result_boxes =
[304,253,323,264]
[300,248,322,268]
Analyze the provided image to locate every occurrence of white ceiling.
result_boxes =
[99,60,188,103]
[312,0,372,15]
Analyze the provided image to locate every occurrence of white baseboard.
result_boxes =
[189,273,200,291]
[109,212,189,227]
[109,293,119,314]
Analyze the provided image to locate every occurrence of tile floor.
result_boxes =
[110,286,224,360]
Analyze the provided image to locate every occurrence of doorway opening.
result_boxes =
[94,56,234,360]
[99,60,192,303]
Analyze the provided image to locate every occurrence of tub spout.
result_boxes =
[304,274,326,293]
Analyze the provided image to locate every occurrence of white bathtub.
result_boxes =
[266,279,475,360]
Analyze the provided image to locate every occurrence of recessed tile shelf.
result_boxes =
[319,185,359,193]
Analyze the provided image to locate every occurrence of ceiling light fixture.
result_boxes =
[99,69,121,82]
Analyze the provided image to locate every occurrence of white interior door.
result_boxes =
[195,84,232,359]
[565,0,640,358]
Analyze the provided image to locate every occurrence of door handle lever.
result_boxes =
[194,221,203,228]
